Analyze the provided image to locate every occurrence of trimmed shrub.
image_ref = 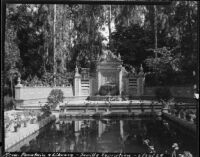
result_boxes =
[47,89,64,109]
[155,87,172,102]
[41,104,52,117]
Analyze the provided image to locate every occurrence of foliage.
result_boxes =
[155,87,172,102]
[47,89,64,109]
[4,2,198,89]
[41,104,51,117]
[4,114,10,125]
[69,5,105,70]
[145,47,181,72]
[121,91,127,101]
[111,2,198,86]
[22,71,72,87]
[111,24,152,68]
[4,96,15,110]
[179,109,185,119]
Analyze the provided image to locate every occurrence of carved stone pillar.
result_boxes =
[74,66,81,96]
[97,70,101,92]
[15,77,23,100]
[137,64,145,96]
[119,68,123,95]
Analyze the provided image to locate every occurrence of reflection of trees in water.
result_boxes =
[20,118,196,154]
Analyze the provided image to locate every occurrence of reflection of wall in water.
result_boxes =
[98,121,106,138]
[120,120,124,139]
[125,121,143,135]
[74,121,82,132]
[74,121,82,144]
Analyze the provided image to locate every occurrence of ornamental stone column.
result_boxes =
[97,69,101,92]
[15,76,23,109]
[15,76,23,100]
[119,68,123,95]
[137,64,145,96]
[74,65,81,96]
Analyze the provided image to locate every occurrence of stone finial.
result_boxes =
[118,53,121,60]
[74,64,81,77]
[138,64,144,77]
[140,64,143,72]
[75,64,79,73]
[16,76,23,87]
[17,76,21,85]
[131,67,135,74]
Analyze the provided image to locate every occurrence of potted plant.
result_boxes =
[179,109,185,119]
[175,109,179,117]
[187,110,195,122]
[30,117,34,124]
[14,122,18,132]
[140,102,144,113]
[24,120,27,127]
[185,110,191,121]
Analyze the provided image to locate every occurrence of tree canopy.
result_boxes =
[4,2,198,94]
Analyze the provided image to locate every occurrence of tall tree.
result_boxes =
[53,4,56,85]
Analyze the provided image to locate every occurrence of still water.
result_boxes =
[20,117,197,155]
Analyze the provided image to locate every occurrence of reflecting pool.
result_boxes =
[20,117,197,156]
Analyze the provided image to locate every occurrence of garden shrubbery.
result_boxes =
[99,84,119,96]
[47,89,64,109]
[4,96,15,111]
[40,89,64,118]
[155,87,172,102]
[41,104,52,118]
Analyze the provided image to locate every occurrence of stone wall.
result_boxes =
[144,86,194,98]
[15,86,73,108]
[15,86,73,100]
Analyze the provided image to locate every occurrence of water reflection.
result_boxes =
[19,118,197,156]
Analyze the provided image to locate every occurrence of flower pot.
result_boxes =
[24,121,27,127]
[14,126,18,132]
[30,119,34,124]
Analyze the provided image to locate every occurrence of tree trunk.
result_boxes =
[53,4,56,85]
[154,5,159,83]
[108,5,112,48]
[127,6,130,27]
[11,78,13,98]
[154,5,158,53]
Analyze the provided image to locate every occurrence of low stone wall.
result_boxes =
[15,86,73,108]
[144,86,194,98]
[89,96,121,101]
[15,86,73,100]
